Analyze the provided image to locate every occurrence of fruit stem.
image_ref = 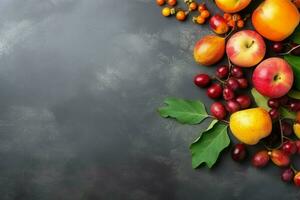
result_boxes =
[213,76,226,84]
[291,165,298,174]
[224,28,235,40]
[278,44,300,56]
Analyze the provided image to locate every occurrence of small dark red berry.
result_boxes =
[282,141,297,155]
[194,74,211,88]
[227,78,239,91]
[281,168,294,182]
[231,143,247,162]
[223,87,235,100]
[269,108,280,120]
[207,83,223,99]
[225,100,241,113]
[278,96,289,106]
[236,95,251,109]
[216,65,229,79]
[236,78,248,89]
[252,150,270,168]
[268,98,280,108]
[231,66,243,78]
[271,42,284,53]
[281,121,293,136]
[295,140,300,155]
[210,102,227,120]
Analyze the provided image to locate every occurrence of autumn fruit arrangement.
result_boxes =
[156,0,300,186]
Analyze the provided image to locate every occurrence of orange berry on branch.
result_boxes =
[176,10,187,21]
[162,7,171,17]
[227,19,236,27]
[193,15,205,24]
[223,13,232,21]
[167,0,177,6]
[189,2,198,11]
[156,0,166,6]
[198,3,207,12]
[200,10,210,18]
[232,14,241,21]
[237,20,244,28]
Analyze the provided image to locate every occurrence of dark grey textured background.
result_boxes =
[0,0,299,199]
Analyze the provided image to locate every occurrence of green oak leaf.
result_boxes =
[158,97,208,125]
[291,25,300,44]
[288,89,300,100]
[190,122,230,169]
[284,54,300,90]
[251,88,270,111]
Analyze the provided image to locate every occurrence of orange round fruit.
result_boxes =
[252,0,300,41]
[176,11,186,21]
[215,0,251,13]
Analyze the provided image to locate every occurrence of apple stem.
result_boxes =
[279,44,300,56]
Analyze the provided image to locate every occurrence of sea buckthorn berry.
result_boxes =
[189,2,198,11]
[200,10,210,19]
[227,20,236,27]
[194,16,205,24]
[162,7,171,17]
[176,10,187,21]
[156,0,166,6]
[237,20,244,28]
[167,0,177,6]
[232,14,241,21]
[198,3,207,12]
[223,13,232,21]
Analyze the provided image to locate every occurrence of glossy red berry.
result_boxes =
[216,65,229,79]
[207,83,223,99]
[210,102,227,120]
[288,101,300,112]
[252,150,270,168]
[223,87,235,100]
[231,143,247,162]
[236,78,248,89]
[281,168,294,182]
[269,108,280,120]
[231,66,243,78]
[270,149,290,167]
[271,42,284,53]
[282,141,297,155]
[225,100,241,113]
[268,98,280,108]
[295,140,300,154]
[194,74,211,88]
[227,78,239,91]
[236,95,251,109]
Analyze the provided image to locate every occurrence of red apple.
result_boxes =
[226,30,266,67]
[209,14,229,35]
[252,57,294,98]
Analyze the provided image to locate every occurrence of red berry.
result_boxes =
[281,121,293,136]
[216,65,229,79]
[210,102,227,120]
[282,141,297,155]
[278,96,289,105]
[268,98,280,108]
[225,100,241,113]
[227,78,239,91]
[236,95,251,109]
[270,149,290,167]
[231,66,243,78]
[167,0,177,6]
[194,74,211,88]
[269,108,280,120]
[281,168,294,182]
[252,150,270,168]
[207,83,223,99]
[236,78,248,89]
[223,87,235,100]
[271,42,284,53]
[288,101,300,112]
[294,172,300,187]
[231,143,247,162]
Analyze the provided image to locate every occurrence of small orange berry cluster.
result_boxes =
[223,13,246,29]
[157,0,208,22]
[192,3,210,25]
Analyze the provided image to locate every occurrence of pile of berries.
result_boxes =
[223,13,246,29]
[194,64,251,120]
[192,3,210,25]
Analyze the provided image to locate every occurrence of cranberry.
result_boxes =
[288,101,300,112]
[210,102,227,120]
[194,74,211,88]
[282,141,297,155]
[295,140,300,154]
[207,83,223,99]
[231,143,247,162]
[281,168,294,182]
[236,78,248,89]
[271,42,284,53]
[269,108,280,120]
